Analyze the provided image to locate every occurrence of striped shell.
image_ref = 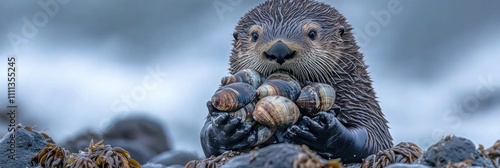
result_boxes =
[211,82,256,112]
[295,83,336,116]
[229,102,256,123]
[256,72,301,101]
[254,125,276,146]
[221,69,263,88]
[253,96,300,128]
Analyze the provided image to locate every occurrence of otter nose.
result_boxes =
[264,41,295,64]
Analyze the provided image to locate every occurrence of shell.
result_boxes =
[211,82,257,112]
[253,96,300,128]
[295,83,336,116]
[221,69,263,88]
[256,72,301,101]
[254,125,276,146]
[230,102,256,123]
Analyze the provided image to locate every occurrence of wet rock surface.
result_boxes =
[186,150,241,168]
[385,163,430,168]
[479,140,500,167]
[187,135,500,168]
[103,115,171,154]
[148,150,201,167]
[187,143,342,168]
[361,142,423,168]
[0,125,49,168]
[416,135,495,168]
[61,115,172,164]
[141,163,169,168]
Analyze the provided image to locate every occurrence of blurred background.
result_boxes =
[0,0,499,160]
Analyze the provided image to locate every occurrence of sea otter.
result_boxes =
[200,0,393,163]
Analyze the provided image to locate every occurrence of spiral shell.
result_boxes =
[253,96,300,128]
[221,69,263,88]
[254,125,276,146]
[295,83,336,116]
[211,82,256,112]
[256,72,301,101]
[230,102,256,123]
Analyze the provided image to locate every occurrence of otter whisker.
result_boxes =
[308,56,329,83]
[316,55,342,84]
[305,57,323,83]
[325,51,355,82]
[315,49,353,83]
[334,49,365,68]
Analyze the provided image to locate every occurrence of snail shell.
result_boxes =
[221,69,263,88]
[230,102,256,123]
[211,82,256,112]
[295,83,336,116]
[256,72,301,101]
[254,125,276,146]
[253,96,300,128]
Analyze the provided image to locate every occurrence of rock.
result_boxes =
[479,140,500,167]
[187,144,343,168]
[0,125,49,168]
[106,138,157,164]
[148,150,201,166]
[417,135,495,168]
[221,144,340,168]
[142,163,169,168]
[61,129,102,152]
[361,142,423,167]
[344,163,362,168]
[31,139,141,168]
[61,114,173,164]
[103,115,171,154]
[186,150,241,168]
[385,163,431,168]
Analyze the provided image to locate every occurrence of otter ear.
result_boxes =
[339,26,345,37]
[233,32,239,40]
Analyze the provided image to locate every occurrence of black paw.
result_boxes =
[284,112,371,162]
[201,102,257,157]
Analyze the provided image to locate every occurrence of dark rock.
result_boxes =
[148,150,201,166]
[385,163,431,168]
[61,129,102,152]
[106,139,157,164]
[479,140,500,167]
[61,114,172,164]
[221,144,337,168]
[0,126,48,168]
[103,115,172,154]
[186,150,240,168]
[344,163,362,168]
[417,135,495,168]
[361,142,423,167]
[102,115,171,163]
[142,163,169,168]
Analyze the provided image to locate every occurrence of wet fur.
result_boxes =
[230,0,392,152]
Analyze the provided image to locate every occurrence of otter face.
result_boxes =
[229,0,356,84]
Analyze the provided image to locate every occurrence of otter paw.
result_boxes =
[285,112,338,144]
[201,111,257,157]
[284,112,371,162]
[210,112,255,145]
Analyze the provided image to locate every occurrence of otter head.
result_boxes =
[230,0,362,84]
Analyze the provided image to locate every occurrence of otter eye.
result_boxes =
[251,32,259,42]
[339,26,345,36]
[233,32,239,40]
[308,29,317,40]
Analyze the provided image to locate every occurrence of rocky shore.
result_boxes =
[1,118,499,168]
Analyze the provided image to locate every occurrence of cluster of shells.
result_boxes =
[31,140,141,168]
[210,69,336,145]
